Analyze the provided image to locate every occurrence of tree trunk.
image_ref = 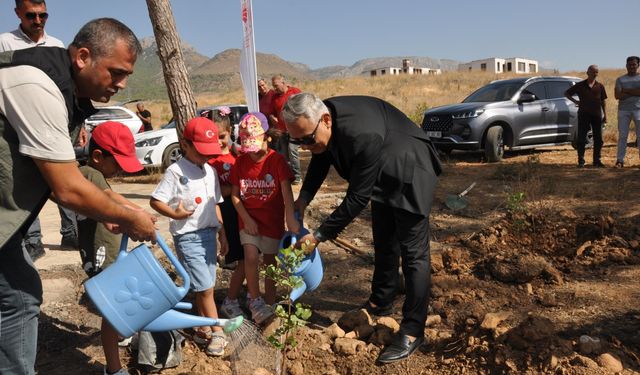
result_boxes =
[145,0,196,140]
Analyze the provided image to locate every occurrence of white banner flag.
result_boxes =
[240,0,259,112]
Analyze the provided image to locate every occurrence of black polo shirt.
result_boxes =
[565,79,607,117]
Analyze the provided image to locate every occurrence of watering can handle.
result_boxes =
[458,182,477,197]
[117,232,191,294]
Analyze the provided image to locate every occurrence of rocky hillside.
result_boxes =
[118,37,459,100]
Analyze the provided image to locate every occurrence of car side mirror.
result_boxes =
[518,92,537,103]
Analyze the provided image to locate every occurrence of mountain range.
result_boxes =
[121,37,459,100]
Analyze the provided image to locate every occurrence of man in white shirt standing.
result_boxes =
[0,0,63,51]
[0,0,81,263]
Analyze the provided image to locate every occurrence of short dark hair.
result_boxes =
[627,56,640,64]
[70,18,142,60]
[88,137,112,157]
[15,0,46,7]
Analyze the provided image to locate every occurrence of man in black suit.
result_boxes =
[282,93,441,364]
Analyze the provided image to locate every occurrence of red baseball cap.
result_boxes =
[183,117,222,156]
[91,121,143,173]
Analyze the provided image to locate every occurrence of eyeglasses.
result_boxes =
[25,12,48,20]
[289,117,322,145]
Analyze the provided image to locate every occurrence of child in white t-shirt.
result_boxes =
[150,117,229,356]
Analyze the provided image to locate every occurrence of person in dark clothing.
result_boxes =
[282,93,442,364]
[136,102,153,132]
[565,64,607,168]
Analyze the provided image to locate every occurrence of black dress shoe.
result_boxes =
[377,334,425,364]
[361,301,393,316]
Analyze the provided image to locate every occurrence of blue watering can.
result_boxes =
[84,233,243,337]
[278,217,324,302]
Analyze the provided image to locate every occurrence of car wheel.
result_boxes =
[571,129,594,150]
[162,143,182,169]
[485,126,504,162]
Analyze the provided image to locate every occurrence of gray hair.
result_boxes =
[70,18,141,60]
[281,92,328,125]
[15,0,45,7]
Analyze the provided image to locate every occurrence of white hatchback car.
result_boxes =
[134,105,248,169]
[76,104,144,162]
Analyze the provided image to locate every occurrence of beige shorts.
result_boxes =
[239,230,280,255]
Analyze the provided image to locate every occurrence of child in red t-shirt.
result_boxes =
[206,108,245,319]
[229,112,300,325]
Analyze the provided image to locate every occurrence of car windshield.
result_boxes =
[463,81,524,103]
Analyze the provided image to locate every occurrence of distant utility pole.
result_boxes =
[145,0,196,139]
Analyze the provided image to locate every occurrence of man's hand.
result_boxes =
[76,126,88,147]
[121,208,157,242]
[218,231,229,256]
[295,233,318,255]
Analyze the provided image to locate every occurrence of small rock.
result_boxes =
[288,361,304,375]
[319,343,332,351]
[369,328,394,346]
[578,335,601,355]
[344,331,357,339]
[437,330,453,340]
[431,253,444,273]
[426,314,442,327]
[548,354,559,369]
[333,337,367,356]
[324,323,345,340]
[570,354,599,369]
[630,240,639,249]
[540,292,558,307]
[252,368,273,375]
[526,283,533,295]
[376,317,400,333]
[480,311,511,330]
[355,324,375,340]
[576,241,592,256]
[338,309,372,332]
[597,353,623,372]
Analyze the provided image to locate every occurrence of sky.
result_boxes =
[1,0,637,72]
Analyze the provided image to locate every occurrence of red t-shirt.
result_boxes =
[271,86,302,132]
[229,149,293,238]
[259,90,276,120]
[208,152,236,185]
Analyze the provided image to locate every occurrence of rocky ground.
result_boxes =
[35,144,640,374]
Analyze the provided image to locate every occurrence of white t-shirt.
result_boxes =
[152,157,224,236]
[0,65,74,161]
[0,28,64,52]
[615,74,640,111]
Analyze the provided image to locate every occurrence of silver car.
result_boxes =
[422,76,583,162]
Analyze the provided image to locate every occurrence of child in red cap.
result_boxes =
[229,112,300,325]
[76,121,145,375]
[150,117,229,356]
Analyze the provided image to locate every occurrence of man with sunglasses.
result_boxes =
[0,0,63,51]
[282,93,442,364]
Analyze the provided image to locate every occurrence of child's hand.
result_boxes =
[174,201,194,220]
[218,231,229,256]
[243,217,259,235]
[286,215,301,234]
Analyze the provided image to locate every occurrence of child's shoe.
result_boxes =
[247,296,275,325]
[206,331,228,357]
[193,328,213,345]
[220,298,244,318]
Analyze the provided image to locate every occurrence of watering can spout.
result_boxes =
[289,282,307,302]
[143,309,215,332]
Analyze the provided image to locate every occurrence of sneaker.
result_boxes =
[60,234,79,250]
[220,298,244,318]
[615,161,624,168]
[593,161,606,168]
[103,367,129,375]
[25,241,45,262]
[577,162,585,168]
[247,296,275,325]
[206,331,228,357]
[118,335,133,347]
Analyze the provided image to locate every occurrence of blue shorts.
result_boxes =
[173,227,217,292]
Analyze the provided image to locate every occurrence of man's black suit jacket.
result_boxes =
[299,96,442,240]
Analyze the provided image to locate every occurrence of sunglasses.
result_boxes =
[25,12,48,20]
[289,117,322,145]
